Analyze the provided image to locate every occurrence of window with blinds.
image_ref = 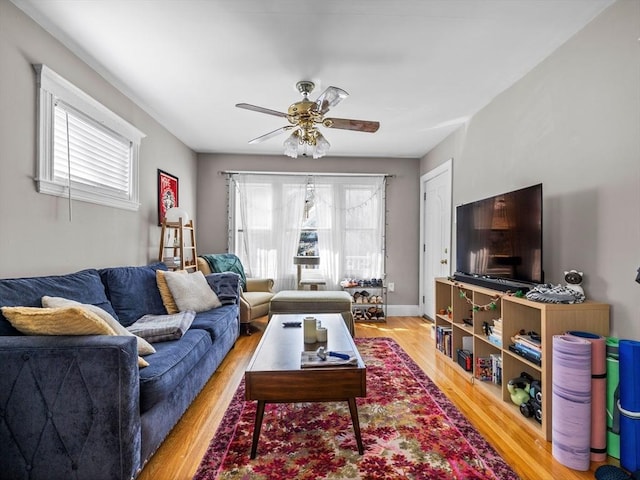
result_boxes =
[35,64,145,211]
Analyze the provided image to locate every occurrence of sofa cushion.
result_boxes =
[243,291,274,309]
[0,269,117,336]
[138,328,212,412]
[190,304,239,341]
[99,263,168,326]
[163,270,222,312]
[42,296,156,356]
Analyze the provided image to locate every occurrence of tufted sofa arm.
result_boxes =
[0,335,141,480]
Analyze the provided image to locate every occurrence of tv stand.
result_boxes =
[435,277,610,441]
[452,273,534,294]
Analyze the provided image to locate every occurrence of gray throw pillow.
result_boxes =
[163,270,222,312]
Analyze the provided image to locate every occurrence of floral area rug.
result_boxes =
[194,337,520,480]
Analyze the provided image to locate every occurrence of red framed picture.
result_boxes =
[158,169,178,225]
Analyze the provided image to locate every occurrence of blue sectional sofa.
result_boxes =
[0,262,241,480]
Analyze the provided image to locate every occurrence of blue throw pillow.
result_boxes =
[99,262,168,327]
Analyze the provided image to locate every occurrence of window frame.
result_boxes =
[34,64,145,211]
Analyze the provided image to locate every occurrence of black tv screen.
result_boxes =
[455,184,543,285]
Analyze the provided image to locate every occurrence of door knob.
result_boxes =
[440,259,448,265]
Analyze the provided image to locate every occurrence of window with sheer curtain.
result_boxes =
[229,173,386,290]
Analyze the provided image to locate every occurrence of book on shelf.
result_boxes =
[508,344,542,366]
[511,333,541,352]
[487,319,502,344]
[436,326,453,356]
[491,318,503,333]
[162,256,180,265]
[475,357,492,381]
[490,353,502,385]
[487,333,502,348]
[510,342,542,360]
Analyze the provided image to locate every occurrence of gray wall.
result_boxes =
[197,154,420,311]
[0,1,197,277]
[421,0,639,338]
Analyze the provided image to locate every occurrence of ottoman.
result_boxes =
[269,290,354,336]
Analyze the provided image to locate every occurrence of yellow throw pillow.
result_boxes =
[41,296,156,356]
[156,269,187,314]
[2,305,117,335]
[1,306,149,368]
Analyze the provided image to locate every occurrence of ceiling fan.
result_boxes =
[236,81,380,159]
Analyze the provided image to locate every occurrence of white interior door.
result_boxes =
[419,159,452,319]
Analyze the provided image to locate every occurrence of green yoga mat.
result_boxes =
[607,337,620,459]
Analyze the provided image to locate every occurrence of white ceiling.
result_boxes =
[13,0,614,159]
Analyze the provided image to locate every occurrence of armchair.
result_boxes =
[198,254,274,335]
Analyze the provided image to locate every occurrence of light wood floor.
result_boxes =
[137,316,616,480]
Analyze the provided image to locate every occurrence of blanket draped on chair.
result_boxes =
[200,254,247,291]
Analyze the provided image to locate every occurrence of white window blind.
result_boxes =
[54,102,131,196]
[35,64,144,211]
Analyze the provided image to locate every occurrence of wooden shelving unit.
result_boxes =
[159,218,198,272]
[434,277,610,440]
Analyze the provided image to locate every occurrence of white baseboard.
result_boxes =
[386,305,420,316]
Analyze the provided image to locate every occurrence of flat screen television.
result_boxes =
[454,183,543,290]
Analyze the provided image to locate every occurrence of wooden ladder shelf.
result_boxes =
[159,218,198,272]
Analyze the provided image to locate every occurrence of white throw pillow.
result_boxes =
[42,296,156,356]
[163,270,222,312]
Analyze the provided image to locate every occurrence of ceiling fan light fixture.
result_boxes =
[237,80,378,159]
[313,133,330,159]
[283,130,300,158]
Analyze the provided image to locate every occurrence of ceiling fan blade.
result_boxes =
[248,126,293,144]
[324,117,380,133]
[236,103,288,118]
[315,86,349,114]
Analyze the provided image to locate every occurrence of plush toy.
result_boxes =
[507,377,531,406]
[564,270,585,296]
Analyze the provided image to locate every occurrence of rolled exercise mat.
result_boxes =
[552,334,593,471]
[568,331,608,462]
[619,340,640,472]
[607,337,621,459]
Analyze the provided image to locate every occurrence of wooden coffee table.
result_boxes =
[245,313,366,459]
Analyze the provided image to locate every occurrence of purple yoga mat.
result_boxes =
[552,334,592,471]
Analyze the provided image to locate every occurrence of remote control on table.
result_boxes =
[282,321,302,328]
